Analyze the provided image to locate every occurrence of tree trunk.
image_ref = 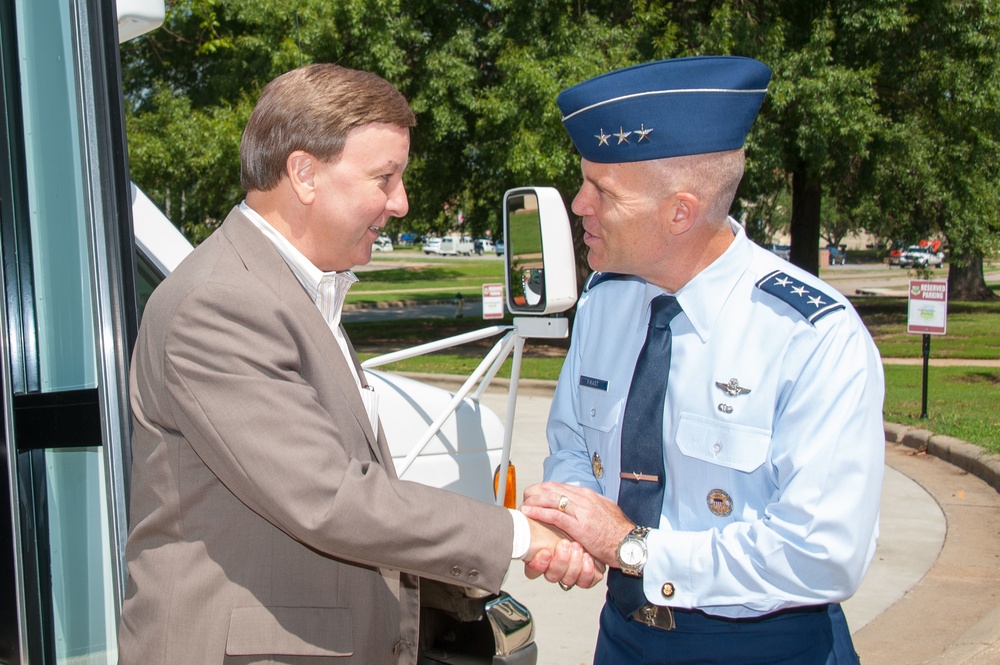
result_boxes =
[947,252,998,301]
[789,167,822,276]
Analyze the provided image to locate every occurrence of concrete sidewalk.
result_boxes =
[853,431,1000,665]
[453,377,1000,665]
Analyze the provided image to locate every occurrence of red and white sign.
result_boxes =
[907,280,948,335]
[482,283,505,320]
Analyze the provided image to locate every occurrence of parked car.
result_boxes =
[766,243,791,261]
[422,237,442,254]
[898,245,945,268]
[373,235,393,251]
[474,238,495,255]
[496,240,505,256]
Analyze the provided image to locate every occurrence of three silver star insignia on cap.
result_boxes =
[595,123,653,146]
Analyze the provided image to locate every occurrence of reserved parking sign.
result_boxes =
[482,283,505,319]
[907,280,948,335]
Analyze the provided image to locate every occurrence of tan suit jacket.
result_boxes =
[118,208,514,664]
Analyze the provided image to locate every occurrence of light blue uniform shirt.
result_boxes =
[545,220,885,618]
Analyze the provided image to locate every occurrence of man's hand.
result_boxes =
[521,482,635,568]
[523,517,605,589]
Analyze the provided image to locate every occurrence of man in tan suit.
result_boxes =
[118,63,601,665]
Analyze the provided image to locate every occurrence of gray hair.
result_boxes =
[649,149,745,223]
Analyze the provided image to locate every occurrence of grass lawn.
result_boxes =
[882,364,1000,454]
[351,252,504,304]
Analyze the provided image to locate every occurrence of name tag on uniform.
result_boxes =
[580,375,609,391]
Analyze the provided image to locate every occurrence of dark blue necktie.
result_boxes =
[608,294,683,617]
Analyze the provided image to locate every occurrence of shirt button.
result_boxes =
[661,582,676,598]
[450,566,462,577]
[713,442,722,454]
[590,408,597,417]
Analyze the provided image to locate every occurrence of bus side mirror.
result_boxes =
[117,0,165,42]
[502,187,578,315]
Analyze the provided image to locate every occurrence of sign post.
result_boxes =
[906,280,948,418]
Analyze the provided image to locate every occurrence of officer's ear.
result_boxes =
[668,192,699,236]
[286,151,318,205]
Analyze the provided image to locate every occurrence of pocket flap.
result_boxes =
[226,606,354,657]
[675,413,770,473]
[577,388,622,433]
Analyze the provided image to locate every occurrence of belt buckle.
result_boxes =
[634,603,676,631]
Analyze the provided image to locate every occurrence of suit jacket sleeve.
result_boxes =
[154,269,514,593]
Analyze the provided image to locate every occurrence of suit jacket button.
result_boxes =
[450,566,462,577]
[469,569,479,580]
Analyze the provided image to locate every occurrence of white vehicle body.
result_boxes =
[898,245,945,268]
[373,235,394,251]
[422,237,442,254]
[440,234,475,255]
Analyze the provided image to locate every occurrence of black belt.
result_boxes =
[630,602,831,632]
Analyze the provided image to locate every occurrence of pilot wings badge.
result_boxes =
[715,378,751,397]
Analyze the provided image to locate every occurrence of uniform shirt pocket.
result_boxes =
[675,412,771,473]
[226,606,353,657]
[578,387,622,434]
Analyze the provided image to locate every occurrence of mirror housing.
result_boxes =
[502,187,577,315]
[117,0,165,43]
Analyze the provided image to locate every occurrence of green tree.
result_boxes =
[122,0,999,302]
[848,0,1000,300]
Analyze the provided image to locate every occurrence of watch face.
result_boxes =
[620,540,644,566]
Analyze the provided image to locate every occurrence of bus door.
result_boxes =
[0,0,145,661]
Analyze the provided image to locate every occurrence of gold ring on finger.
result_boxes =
[557,495,569,512]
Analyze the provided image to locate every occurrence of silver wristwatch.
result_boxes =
[617,526,651,577]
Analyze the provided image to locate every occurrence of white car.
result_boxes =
[898,245,944,268]
[373,235,393,251]
[422,237,442,254]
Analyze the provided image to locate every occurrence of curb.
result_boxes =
[883,422,1000,494]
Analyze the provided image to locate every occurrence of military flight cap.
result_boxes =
[557,55,771,163]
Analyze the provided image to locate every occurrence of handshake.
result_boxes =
[519,481,635,590]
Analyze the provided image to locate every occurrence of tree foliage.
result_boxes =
[123,0,1000,298]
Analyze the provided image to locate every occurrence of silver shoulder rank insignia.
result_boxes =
[715,378,751,397]
[707,489,733,517]
[592,452,604,479]
[755,270,845,325]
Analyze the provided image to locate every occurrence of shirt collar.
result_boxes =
[239,201,359,324]
[639,218,752,342]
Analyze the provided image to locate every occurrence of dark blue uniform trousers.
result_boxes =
[594,596,861,665]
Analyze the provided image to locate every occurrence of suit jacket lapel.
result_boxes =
[218,208,384,463]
